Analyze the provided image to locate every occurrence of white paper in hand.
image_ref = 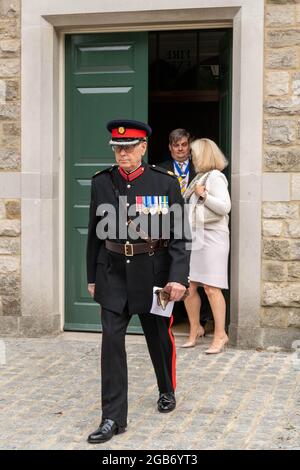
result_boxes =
[150,286,174,317]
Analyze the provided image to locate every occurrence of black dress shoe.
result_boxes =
[157,392,176,413]
[87,418,126,444]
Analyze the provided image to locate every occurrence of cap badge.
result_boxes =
[118,126,126,135]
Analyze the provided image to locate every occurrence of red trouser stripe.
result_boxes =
[168,314,176,391]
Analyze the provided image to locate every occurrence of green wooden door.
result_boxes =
[219,29,232,329]
[65,32,148,332]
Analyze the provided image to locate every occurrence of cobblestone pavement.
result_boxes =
[0,332,300,450]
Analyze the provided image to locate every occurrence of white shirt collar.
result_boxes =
[173,158,190,173]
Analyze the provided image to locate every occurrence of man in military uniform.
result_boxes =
[86,119,190,444]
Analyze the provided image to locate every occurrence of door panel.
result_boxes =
[65,33,148,332]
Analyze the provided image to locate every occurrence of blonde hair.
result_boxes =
[191,138,228,174]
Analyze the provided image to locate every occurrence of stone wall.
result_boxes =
[0,0,21,333]
[262,0,300,341]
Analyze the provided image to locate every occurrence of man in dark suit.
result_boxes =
[86,119,190,444]
[159,128,196,194]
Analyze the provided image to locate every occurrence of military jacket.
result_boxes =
[86,162,191,314]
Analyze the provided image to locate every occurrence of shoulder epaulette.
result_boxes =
[149,165,177,178]
[92,164,117,178]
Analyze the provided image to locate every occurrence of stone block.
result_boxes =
[0,148,20,170]
[1,293,20,316]
[0,219,20,236]
[0,0,20,18]
[291,174,300,199]
[5,80,19,101]
[0,315,18,334]
[0,58,19,76]
[0,102,19,120]
[261,307,289,328]
[1,122,20,146]
[266,71,289,95]
[262,282,300,307]
[259,325,300,350]
[0,272,20,297]
[265,97,300,115]
[262,261,288,281]
[264,119,296,145]
[263,219,284,236]
[288,308,300,327]
[0,255,19,275]
[292,72,300,95]
[266,48,298,68]
[263,239,290,260]
[0,78,5,102]
[268,29,300,48]
[0,236,20,255]
[0,39,19,54]
[263,239,300,261]
[262,202,298,218]
[18,315,61,337]
[0,19,20,40]
[266,5,295,27]
[288,261,300,279]
[290,240,300,259]
[264,148,300,171]
[285,220,300,237]
[5,199,20,219]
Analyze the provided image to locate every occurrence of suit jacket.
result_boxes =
[86,162,191,315]
[158,157,196,186]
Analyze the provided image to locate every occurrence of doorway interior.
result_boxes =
[148,29,230,163]
[147,29,232,333]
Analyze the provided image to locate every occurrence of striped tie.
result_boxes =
[178,163,187,195]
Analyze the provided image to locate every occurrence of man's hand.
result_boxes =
[88,283,95,298]
[164,282,186,302]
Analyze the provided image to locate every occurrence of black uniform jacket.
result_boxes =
[158,157,196,186]
[86,162,191,315]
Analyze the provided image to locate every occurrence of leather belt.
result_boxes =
[105,239,168,257]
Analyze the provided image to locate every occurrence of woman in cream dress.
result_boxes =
[183,138,231,354]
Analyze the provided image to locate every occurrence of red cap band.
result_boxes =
[112,128,147,138]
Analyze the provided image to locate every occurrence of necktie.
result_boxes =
[178,162,187,195]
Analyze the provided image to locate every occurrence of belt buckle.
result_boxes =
[124,243,134,257]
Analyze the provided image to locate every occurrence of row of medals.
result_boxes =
[136,196,169,215]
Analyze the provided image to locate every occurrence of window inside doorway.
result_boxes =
[148,29,229,164]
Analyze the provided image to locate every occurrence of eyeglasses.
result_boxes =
[111,143,141,154]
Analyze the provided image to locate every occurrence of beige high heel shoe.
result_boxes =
[181,326,205,348]
[205,336,229,354]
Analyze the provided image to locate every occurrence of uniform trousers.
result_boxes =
[101,306,176,428]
